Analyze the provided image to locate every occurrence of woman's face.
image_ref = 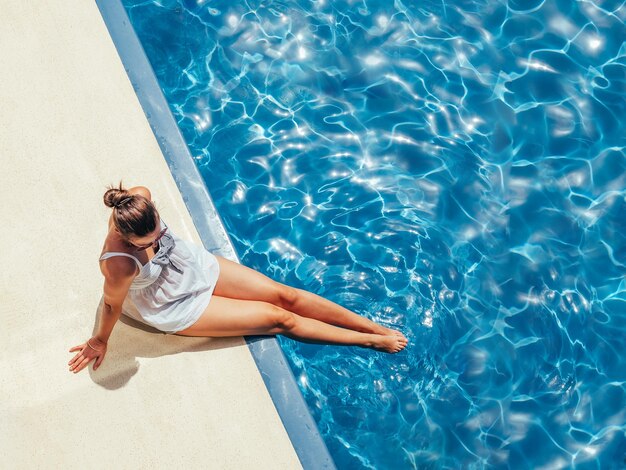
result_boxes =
[125,216,166,251]
[127,225,167,251]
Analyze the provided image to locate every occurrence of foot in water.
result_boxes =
[369,321,406,338]
[370,333,408,353]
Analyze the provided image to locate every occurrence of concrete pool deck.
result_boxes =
[0,1,314,467]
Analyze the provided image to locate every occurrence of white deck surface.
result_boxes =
[0,1,300,468]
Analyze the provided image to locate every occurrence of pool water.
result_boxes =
[123,0,626,467]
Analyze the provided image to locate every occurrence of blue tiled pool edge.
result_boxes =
[95,1,335,468]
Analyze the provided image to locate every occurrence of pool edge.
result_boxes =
[94,1,335,469]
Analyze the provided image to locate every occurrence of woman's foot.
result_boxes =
[368,333,408,353]
[370,323,406,338]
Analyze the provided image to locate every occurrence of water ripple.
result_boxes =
[124,0,626,467]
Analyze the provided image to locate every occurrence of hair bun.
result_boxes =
[103,183,131,208]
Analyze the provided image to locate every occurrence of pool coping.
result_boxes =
[95,2,335,469]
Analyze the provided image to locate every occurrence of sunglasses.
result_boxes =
[131,226,168,251]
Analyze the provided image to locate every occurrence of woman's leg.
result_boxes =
[176,295,407,353]
[213,256,404,337]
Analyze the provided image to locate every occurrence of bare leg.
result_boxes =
[176,296,408,353]
[287,288,401,335]
[213,256,404,337]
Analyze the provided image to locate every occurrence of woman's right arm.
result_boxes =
[95,265,136,343]
[68,259,135,374]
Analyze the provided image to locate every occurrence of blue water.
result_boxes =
[123,0,626,467]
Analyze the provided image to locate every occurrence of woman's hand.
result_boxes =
[68,337,107,373]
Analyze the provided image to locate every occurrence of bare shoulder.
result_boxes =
[128,185,152,201]
[100,255,137,305]
[99,255,138,285]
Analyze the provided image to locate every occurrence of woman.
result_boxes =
[68,184,408,373]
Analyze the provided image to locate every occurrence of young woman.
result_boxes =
[68,185,408,373]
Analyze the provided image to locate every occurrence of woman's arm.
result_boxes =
[95,263,136,343]
[68,258,135,374]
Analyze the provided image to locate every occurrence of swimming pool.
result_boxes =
[122,0,626,467]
